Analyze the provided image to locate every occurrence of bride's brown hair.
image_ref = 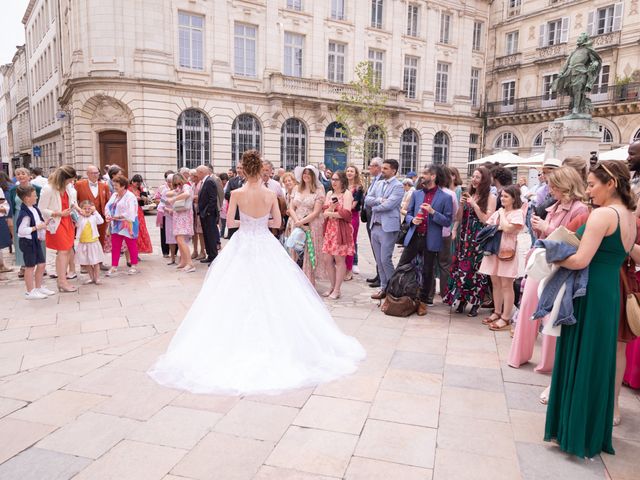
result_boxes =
[242,150,263,178]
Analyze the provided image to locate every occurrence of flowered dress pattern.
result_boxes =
[322,193,355,257]
[444,203,489,306]
[291,187,326,283]
[129,185,153,253]
[172,184,194,237]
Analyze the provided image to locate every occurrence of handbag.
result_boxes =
[381,294,418,317]
[173,199,188,212]
[620,267,640,336]
[497,248,516,261]
[396,222,410,245]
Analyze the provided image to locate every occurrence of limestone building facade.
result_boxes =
[51,0,489,183]
[484,0,640,158]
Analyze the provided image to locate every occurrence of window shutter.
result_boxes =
[560,17,569,43]
[613,2,624,31]
[587,11,595,36]
[538,24,546,48]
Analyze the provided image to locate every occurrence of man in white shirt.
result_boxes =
[261,160,284,198]
[30,167,48,189]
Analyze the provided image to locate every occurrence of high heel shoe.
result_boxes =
[467,304,479,317]
[329,292,341,300]
[58,285,78,293]
[455,301,467,314]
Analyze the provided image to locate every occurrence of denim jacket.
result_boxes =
[531,239,589,326]
[477,224,502,256]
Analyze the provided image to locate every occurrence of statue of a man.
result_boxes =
[553,33,602,117]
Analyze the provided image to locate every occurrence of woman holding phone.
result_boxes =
[444,167,496,317]
[322,170,354,299]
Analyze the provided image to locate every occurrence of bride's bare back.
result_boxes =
[227,179,281,227]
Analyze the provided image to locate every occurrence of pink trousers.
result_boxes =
[111,233,138,268]
[346,211,360,271]
[507,276,556,373]
[624,338,640,389]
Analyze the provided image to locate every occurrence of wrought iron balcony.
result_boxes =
[485,82,640,124]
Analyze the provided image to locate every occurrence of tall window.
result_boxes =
[502,80,516,106]
[368,49,384,88]
[325,122,348,171]
[403,56,418,99]
[433,131,449,166]
[178,12,204,70]
[600,125,614,143]
[371,0,383,29]
[533,131,545,148]
[589,4,623,35]
[284,32,304,77]
[539,18,569,47]
[287,0,302,11]
[234,23,256,77]
[470,68,480,107]
[435,62,449,103]
[542,74,558,100]
[407,3,419,37]
[593,65,610,94]
[364,125,385,161]
[508,0,521,16]
[400,129,419,175]
[506,31,519,55]
[281,119,307,170]
[472,21,483,51]
[468,148,478,177]
[231,114,262,167]
[331,0,345,20]
[177,109,210,169]
[439,13,451,44]
[328,42,346,83]
[495,132,519,149]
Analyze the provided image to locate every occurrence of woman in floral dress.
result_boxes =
[289,165,326,287]
[166,173,195,273]
[128,175,153,254]
[444,167,496,317]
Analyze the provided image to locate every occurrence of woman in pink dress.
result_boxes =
[344,165,364,281]
[479,185,525,331]
[508,167,588,372]
[322,170,354,300]
[289,165,326,287]
[165,173,195,273]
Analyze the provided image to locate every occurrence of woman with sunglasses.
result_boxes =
[545,160,637,458]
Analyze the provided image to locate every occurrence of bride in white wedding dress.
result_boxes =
[148,151,366,395]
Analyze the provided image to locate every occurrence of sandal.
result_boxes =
[482,311,502,325]
[489,316,511,331]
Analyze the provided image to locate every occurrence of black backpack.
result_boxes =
[385,263,420,299]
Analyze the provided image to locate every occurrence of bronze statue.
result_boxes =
[553,33,602,118]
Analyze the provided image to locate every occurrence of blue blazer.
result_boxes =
[403,188,453,252]
[364,177,405,233]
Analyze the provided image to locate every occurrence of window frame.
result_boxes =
[284,32,304,77]
[435,62,449,104]
[400,129,419,175]
[472,21,483,51]
[328,41,346,83]
[231,114,262,168]
[403,55,419,100]
[470,68,480,108]
[176,109,211,170]
[433,131,449,166]
[439,12,451,44]
[331,0,346,21]
[407,3,419,37]
[281,118,307,170]
[368,48,384,88]
[234,23,257,77]
[371,0,384,29]
[506,31,519,55]
[178,12,205,71]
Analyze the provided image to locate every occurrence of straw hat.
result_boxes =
[294,165,322,187]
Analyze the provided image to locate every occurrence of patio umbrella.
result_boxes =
[598,145,628,161]
[468,150,523,165]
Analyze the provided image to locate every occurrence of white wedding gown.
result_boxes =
[148,211,366,395]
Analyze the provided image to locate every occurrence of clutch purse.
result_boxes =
[173,199,188,212]
[546,225,580,248]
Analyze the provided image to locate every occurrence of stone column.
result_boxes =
[544,118,601,166]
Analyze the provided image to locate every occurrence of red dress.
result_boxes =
[322,193,354,257]
[129,186,153,254]
[46,192,75,251]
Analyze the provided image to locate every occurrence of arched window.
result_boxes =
[634,129,640,142]
[599,125,613,143]
[364,125,385,162]
[533,130,546,148]
[176,109,210,169]
[231,114,262,167]
[281,118,306,170]
[400,129,419,174]
[432,131,449,165]
[324,122,348,171]
[494,131,519,149]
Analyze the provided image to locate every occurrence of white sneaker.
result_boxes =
[25,290,47,300]
[352,265,360,275]
[106,268,118,277]
[37,286,56,296]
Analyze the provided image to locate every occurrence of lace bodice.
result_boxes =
[238,211,271,236]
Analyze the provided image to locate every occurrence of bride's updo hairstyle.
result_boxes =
[242,150,263,178]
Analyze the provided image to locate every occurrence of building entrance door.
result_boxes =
[99,131,128,178]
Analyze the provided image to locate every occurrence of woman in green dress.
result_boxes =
[545,160,637,458]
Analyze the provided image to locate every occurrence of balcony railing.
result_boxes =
[485,83,640,116]
[536,43,567,61]
[495,53,521,70]
[267,73,401,103]
[592,30,621,49]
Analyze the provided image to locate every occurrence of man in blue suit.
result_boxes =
[400,164,453,316]
[365,159,405,300]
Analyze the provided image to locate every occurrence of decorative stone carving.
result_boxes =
[549,122,564,148]
[92,96,129,124]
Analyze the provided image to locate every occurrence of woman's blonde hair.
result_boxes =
[562,156,588,183]
[546,166,587,203]
[281,172,297,186]
[49,165,77,193]
[14,167,30,177]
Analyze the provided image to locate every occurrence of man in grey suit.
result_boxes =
[363,158,383,286]
[364,159,405,300]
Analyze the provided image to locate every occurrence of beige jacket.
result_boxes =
[39,183,78,234]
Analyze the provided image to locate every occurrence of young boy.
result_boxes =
[16,185,54,299]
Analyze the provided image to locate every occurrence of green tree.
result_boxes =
[335,61,390,166]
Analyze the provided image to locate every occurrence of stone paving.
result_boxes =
[0,223,639,480]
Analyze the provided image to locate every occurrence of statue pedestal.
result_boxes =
[544,118,601,164]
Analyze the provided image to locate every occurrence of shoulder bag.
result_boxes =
[621,263,640,336]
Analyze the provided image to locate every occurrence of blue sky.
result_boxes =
[0,0,31,65]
